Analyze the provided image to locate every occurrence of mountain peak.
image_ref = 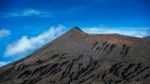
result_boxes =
[64,26,85,37]
[71,26,83,32]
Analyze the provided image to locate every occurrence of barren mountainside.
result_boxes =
[0,27,150,84]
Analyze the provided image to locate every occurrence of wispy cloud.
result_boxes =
[83,26,150,38]
[0,61,10,67]
[3,9,54,18]
[4,24,65,57]
[0,29,11,39]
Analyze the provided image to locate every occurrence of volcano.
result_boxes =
[0,27,150,84]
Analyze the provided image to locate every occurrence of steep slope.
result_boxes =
[0,27,150,84]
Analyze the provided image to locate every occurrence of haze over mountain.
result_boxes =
[143,36,150,41]
[0,27,150,84]
[144,36,150,39]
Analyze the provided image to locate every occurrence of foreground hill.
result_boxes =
[0,27,150,84]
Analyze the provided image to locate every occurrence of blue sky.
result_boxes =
[0,0,150,66]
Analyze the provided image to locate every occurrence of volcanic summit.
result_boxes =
[0,27,150,84]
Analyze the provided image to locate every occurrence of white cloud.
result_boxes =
[0,61,10,67]
[0,29,11,39]
[4,9,54,18]
[4,24,65,57]
[83,27,150,38]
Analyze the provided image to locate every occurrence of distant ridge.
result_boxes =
[0,27,150,84]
